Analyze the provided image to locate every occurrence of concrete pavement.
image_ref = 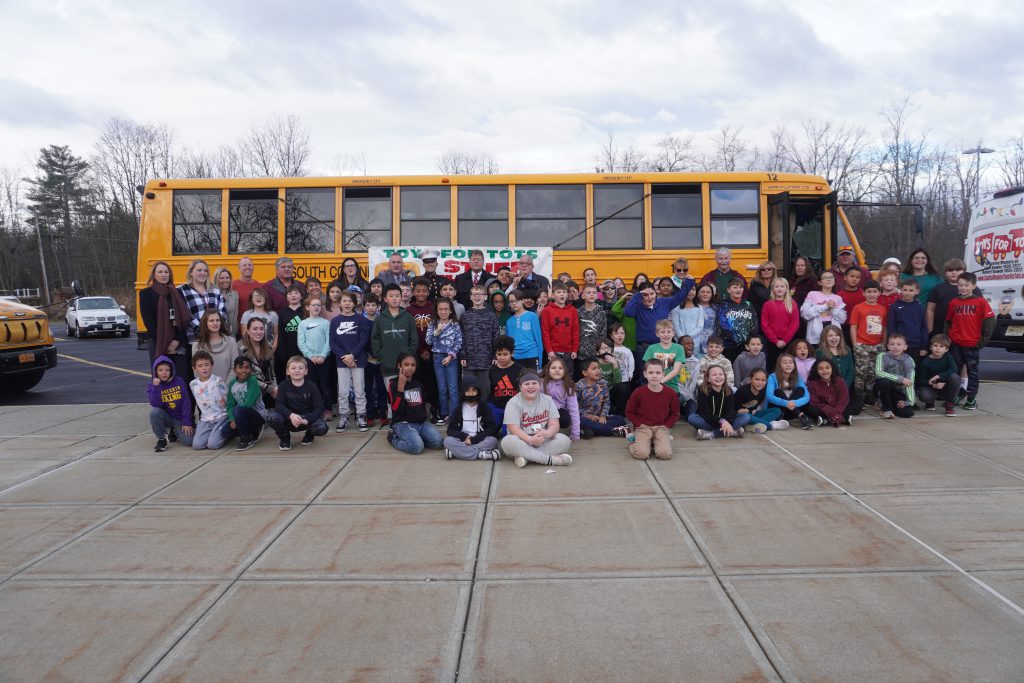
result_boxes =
[1,388,1023,681]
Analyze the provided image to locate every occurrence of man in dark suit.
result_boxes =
[454,249,494,308]
[379,253,415,287]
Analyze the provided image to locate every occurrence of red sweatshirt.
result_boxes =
[626,384,680,428]
[540,302,579,354]
[836,288,865,318]
[405,300,433,353]
[760,300,799,346]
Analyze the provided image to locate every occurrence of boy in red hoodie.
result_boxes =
[541,281,579,369]
[626,359,680,460]
[945,272,995,410]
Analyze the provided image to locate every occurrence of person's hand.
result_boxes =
[934,381,945,390]
[461,359,467,367]
[152,377,160,386]
[229,420,236,430]
[787,401,796,410]
[902,377,912,387]
[346,357,356,368]
[442,356,450,366]
[420,350,430,361]
[826,300,837,309]
[270,385,278,398]
[464,436,472,445]
[896,400,906,409]
[182,426,194,436]
[570,352,577,359]
[720,422,735,437]
[597,416,607,424]
[738,408,749,414]
[290,413,305,428]
[548,352,556,360]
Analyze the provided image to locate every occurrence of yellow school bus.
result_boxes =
[135,171,865,331]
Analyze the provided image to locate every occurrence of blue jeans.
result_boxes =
[579,414,627,436]
[747,407,782,427]
[433,353,459,417]
[389,421,444,454]
[687,412,751,437]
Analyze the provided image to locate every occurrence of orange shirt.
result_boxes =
[849,302,887,345]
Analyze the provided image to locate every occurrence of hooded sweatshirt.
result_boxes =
[446,374,499,443]
[330,313,371,368]
[371,306,418,375]
[147,355,194,427]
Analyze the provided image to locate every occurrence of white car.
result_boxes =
[66,296,131,338]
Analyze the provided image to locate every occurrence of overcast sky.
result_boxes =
[1,0,1022,176]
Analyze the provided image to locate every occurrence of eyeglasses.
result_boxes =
[760,267,775,272]
[675,268,688,273]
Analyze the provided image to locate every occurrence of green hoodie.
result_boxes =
[371,306,418,375]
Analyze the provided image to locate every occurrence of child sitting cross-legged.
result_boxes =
[805,358,853,427]
[501,371,574,468]
[575,357,630,438]
[626,359,681,459]
[735,367,786,433]
[443,374,501,461]
[387,352,444,454]
[689,364,750,440]
[766,353,815,430]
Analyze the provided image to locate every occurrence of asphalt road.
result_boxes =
[2,323,1022,406]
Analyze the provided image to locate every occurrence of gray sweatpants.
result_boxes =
[193,416,229,450]
[500,433,572,465]
[443,435,499,460]
[149,407,194,447]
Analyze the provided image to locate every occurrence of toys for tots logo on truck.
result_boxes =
[973,228,1024,279]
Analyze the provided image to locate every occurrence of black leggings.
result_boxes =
[773,387,809,419]
[803,403,852,424]
[875,378,915,417]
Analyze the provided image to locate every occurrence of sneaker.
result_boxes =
[816,416,827,427]
[378,418,390,428]
[799,414,813,430]
[335,418,348,433]
[357,415,369,432]
[434,414,447,426]
[514,456,528,468]
[235,439,254,452]
[300,431,315,446]
[729,427,744,438]
[945,402,957,417]
[963,397,977,410]
[955,388,967,405]
[478,449,501,461]
[696,429,716,440]
[611,425,629,438]
[749,423,768,434]
[880,410,894,419]
[581,427,594,439]
[278,437,291,451]
[444,448,456,461]
[549,453,573,466]
[770,420,790,431]
[167,428,177,443]
[154,438,168,453]
[924,402,935,411]
[843,415,854,426]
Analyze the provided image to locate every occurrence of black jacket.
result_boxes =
[446,374,499,443]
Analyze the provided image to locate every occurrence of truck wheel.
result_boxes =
[3,369,45,393]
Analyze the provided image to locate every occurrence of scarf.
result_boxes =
[150,281,192,354]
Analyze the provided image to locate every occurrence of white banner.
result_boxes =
[368,246,553,280]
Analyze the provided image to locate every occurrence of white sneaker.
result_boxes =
[549,453,573,466]
[770,420,790,431]
[696,429,715,440]
[729,427,744,438]
[880,410,894,419]
[478,449,501,460]
[514,456,528,468]
[749,423,768,434]
[335,418,348,433]
[444,448,455,460]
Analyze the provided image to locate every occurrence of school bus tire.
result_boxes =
[2,369,45,393]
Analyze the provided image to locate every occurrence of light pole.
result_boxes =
[963,146,995,205]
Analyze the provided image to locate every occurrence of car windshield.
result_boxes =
[80,298,118,310]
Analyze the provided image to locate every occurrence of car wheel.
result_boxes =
[74,324,84,339]
[120,329,131,338]
[65,321,74,337]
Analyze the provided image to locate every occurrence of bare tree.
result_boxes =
[594,132,646,173]
[774,119,871,200]
[436,149,499,175]
[239,114,312,177]
[702,125,751,171]
[998,130,1024,188]
[647,133,698,172]
[92,118,176,222]
[0,168,29,292]
[873,98,930,204]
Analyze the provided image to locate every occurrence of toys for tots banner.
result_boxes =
[368,247,553,280]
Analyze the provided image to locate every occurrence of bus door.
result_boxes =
[770,192,830,273]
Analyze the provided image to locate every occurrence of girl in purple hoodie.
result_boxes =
[148,355,194,452]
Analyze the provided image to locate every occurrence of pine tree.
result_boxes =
[24,145,91,289]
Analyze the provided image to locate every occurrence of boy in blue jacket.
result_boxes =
[147,355,194,451]
[887,279,929,361]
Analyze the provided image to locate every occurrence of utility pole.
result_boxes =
[33,219,51,306]
[963,145,995,205]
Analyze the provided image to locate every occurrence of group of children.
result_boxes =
[148,253,995,463]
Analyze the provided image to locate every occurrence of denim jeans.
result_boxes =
[432,353,459,417]
[390,421,444,454]
[687,412,751,437]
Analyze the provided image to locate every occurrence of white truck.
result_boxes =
[965,187,1024,352]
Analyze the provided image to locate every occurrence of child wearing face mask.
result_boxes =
[443,374,502,460]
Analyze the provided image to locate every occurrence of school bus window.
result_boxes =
[229,189,278,254]
[652,184,702,249]
[459,186,508,246]
[594,184,643,249]
[400,186,450,246]
[285,188,335,253]
[516,185,585,250]
[343,187,392,251]
[172,190,222,255]
[710,183,759,246]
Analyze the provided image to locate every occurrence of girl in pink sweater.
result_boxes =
[761,278,799,371]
